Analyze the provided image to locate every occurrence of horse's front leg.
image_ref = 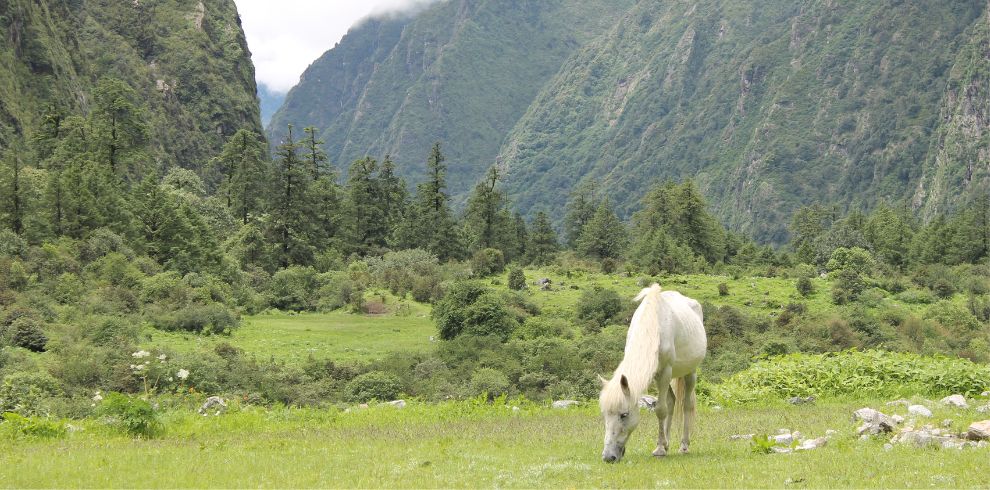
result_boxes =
[680,371,698,454]
[652,366,673,457]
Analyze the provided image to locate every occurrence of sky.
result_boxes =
[235,0,435,94]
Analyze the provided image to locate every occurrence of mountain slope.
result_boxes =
[268,0,635,194]
[0,0,262,168]
[499,0,988,242]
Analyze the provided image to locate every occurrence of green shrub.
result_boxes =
[366,249,441,299]
[895,289,935,304]
[830,269,865,304]
[470,248,505,277]
[7,318,47,352]
[826,247,875,273]
[269,266,319,311]
[576,287,623,332]
[433,282,517,341]
[98,392,161,437]
[469,367,510,400]
[0,371,61,416]
[714,350,990,403]
[717,283,729,296]
[0,412,66,439]
[149,304,238,334]
[931,278,956,299]
[513,317,570,340]
[796,277,814,297]
[507,267,526,291]
[346,371,401,402]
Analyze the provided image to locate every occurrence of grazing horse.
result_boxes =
[598,284,706,463]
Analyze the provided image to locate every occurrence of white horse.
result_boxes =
[598,284,707,463]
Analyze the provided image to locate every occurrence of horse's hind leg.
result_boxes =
[652,366,673,457]
[663,384,675,448]
[680,371,698,454]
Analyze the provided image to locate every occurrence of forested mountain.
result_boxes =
[0,0,262,170]
[272,0,988,242]
[267,0,635,194]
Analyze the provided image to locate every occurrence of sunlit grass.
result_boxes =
[2,399,987,488]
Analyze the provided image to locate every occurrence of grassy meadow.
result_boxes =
[3,399,989,488]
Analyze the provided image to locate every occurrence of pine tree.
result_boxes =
[864,203,915,269]
[527,211,558,265]
[577,199,627,259]
[345,156,387,253]
[377,155,407,242]
[397,143,463,260]
[509,212,528,263]
[89,77,148,180]
[564,180,599,248]
[302,126,328,180]
[463,165,512,253]
[270,125,315,266]
[211,129,269,223]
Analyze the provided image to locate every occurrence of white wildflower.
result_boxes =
[132,350,150,358]
[158,354,167,361]
[92,393,103,402]
[177,369,190,380]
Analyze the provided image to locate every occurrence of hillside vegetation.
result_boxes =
[0,0,262,169]
[270,0,989,242]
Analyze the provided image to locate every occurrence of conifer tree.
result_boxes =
[302,126,328,180]
[89,77,148,179]
[464,165,512,253]
[527,211,558,265]
[397,143,463,260]
[564,180,599,248]
[270,125,315,266]
[345,156,387,253]
[211,129,268,223]
[377,155,407,241]
[577,199,627,259]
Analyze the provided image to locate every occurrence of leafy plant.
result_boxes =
[98,392,161,438]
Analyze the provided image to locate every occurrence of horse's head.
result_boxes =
[598,373,639,463]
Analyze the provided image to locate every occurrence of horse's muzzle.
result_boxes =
[602,445,625,463]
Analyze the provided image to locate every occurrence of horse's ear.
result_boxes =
[597,374,608,387]
[619,375,630,396]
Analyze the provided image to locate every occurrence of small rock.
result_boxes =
[892,414,905,424]
[853,408,895,435]
[386,399,406,408]
[965,420,990,441]
[940,394,968,409]
[777,428,791,435]
[198,396,227,416]
[711,405,723,411]
[358,403,369,409]
[976,404,990,414]
[942,439,965,450]
[729,433,755,441]
[859,434,871,441]
[795,437,827,451]
[773,433,794,445]
[825,429,837,437]
[908,405,933,417]
[552,400,580,409]
[883,443,893,451]
[638,395,658,409]
[885,399,911,407]
[941,419,953,428]
[982,391,989,398]
[787,396,815,405]
[771,446,792,454]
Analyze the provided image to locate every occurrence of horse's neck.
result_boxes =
[616,296,664,396]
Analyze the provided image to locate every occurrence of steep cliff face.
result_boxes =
[915,7,990,220]
[268,0,635,193]
[498,0,987,242]
[0,0,262,168]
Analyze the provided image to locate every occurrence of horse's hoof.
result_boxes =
[652,447,667,457]
[679,445,689,454]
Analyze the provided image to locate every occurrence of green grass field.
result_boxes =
[2,399,988,488]
[146,305,434,365]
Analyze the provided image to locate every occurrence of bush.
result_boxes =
[576,287,623,332]
[433,282,517,341]
[269,266,319,311]
[469,367,510,400]
[149,304,238,334]
[714,350,990,403]
[366,249,441,299]
[346,371,401,402]
[796,277,814,297]
[0,371,62,416]
[471,248,505,277]
[507,267,526,291]
[830,269,864,305]
[513,317,571,340]
[0,412,66,439]
[717,283,729,296]
[895,289,935,304]
[826,247,875,273]
[7,318,48,352]
[98,392,161,437]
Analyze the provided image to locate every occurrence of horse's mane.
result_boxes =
[601,284,665,408]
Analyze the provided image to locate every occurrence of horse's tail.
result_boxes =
[634,283,662,302]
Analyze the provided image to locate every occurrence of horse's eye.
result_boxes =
[620,412,629,419]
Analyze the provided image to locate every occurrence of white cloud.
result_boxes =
[235,0,439,93]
